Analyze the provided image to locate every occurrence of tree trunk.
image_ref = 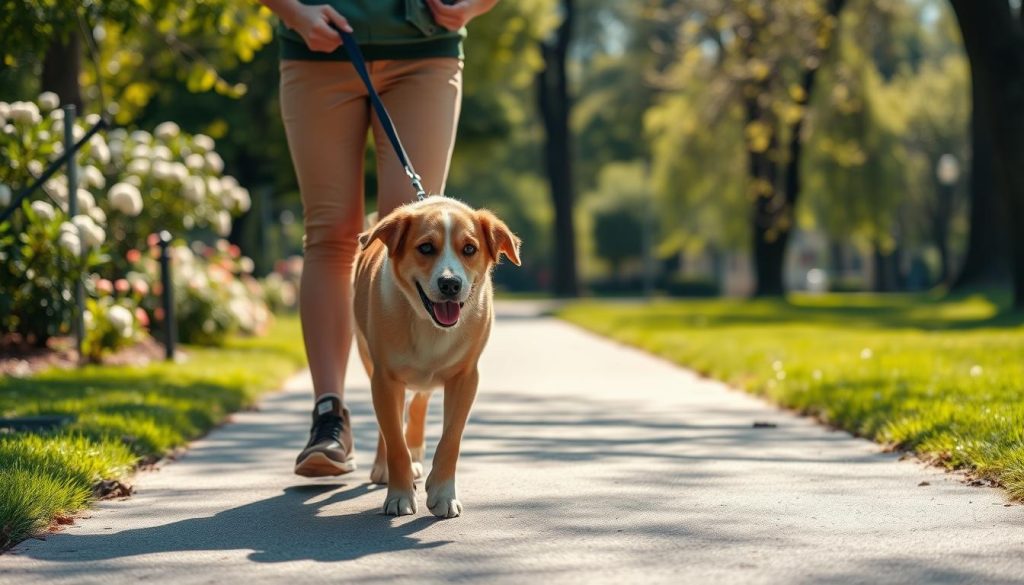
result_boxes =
[751,0,846,297]
[951,4,1010,288]
[950,1,1024,307]
[41,28,83,111]
[537,0,580,297]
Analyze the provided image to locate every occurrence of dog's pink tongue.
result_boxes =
[432,301,461,326]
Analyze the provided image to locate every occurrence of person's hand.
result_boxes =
[283,3,353,53]
[425,0,498,31]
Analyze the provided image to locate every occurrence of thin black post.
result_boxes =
[157,231,176,360]
[64,105,86,363]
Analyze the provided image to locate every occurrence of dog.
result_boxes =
[354,196,521,517]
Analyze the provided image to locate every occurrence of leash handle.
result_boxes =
[336,28,427,201]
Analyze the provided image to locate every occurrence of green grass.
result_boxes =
[557,293,1024,499]
[0,315,306,549]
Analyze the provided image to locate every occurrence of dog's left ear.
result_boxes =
[477,209,522,266]
[360,211,410,258]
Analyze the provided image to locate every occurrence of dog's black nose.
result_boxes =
[438,276,462,298]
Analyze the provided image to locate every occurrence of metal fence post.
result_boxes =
[64,105,86,362]
[157,230,176,360]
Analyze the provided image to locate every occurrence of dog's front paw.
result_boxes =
[382,487,418,516]
[426,478,462,518]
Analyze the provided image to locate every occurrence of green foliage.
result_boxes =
[0,314,306,549]
[559,293,1024,499]
[584,162,653,278]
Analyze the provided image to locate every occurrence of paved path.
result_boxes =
[4,305,1023,584]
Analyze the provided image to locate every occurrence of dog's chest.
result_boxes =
[391,330,467,389]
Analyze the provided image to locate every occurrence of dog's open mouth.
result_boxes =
[415,281,463,328]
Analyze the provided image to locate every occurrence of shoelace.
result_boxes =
[310,413,344,445]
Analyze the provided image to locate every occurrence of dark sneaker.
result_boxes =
[294,395,356,477]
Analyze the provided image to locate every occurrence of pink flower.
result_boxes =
[154,307,165,322]
[147,233,159,247]
[115,279,130,294]
[228,244,241,258]
[97,279,114,294]
[135,307,150,327]
[126,249,142,263]
[133,280,149,296]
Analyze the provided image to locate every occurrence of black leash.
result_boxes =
[338,29,427,201]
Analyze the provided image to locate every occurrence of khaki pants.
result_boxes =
[279,57,463,401]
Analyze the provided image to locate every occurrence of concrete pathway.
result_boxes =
[4,304,1023,584]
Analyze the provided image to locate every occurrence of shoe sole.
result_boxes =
[294,452,357,477]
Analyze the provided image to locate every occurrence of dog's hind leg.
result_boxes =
[405,391,431,480]
[426,368,479,518]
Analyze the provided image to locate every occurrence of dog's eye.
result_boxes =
[463,244,477,256]
[417,243,435,255]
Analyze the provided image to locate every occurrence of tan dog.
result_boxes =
[354,196,521,517]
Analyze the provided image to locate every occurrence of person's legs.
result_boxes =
[280,59,369,475]
[371,57,464,215]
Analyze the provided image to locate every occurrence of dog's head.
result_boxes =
[359,197,521,329]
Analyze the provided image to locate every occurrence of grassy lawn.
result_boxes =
[557,293,1024,499]
[0,315,306,549]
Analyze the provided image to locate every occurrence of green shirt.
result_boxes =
[279,0,465,61]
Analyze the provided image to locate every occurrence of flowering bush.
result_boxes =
[0,92,253,355]
[0,199,107,345]
[129,238,273,346]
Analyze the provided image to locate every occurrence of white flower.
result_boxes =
[30,200,55,222]
[130,143,151,160]
[130,130,152,144]
[107,305,135,337]
[72,124,85,142]
[38,130,50,142]
[126,158,150,176]
[154,121,180,140]
[193,134,215,152]
[860,348,873,360]
[0,184,10,208]
[51,119,64,136]
[50,108,64,121]
[89,135,110,165]
[9,101,41,124]
[108,182,143,216]
[151,144,172,161]
[108,139,125,162]
[239,256,255,274]
[230,186,251,213]
[75,189,95,214]
[182,176,206,203]
[37,92,60,112]
[185,153,206,171]
[204,151,224,174]
[124,175,142,187]
[88,206,107,224]
[84,113,101,127]
[183,214,195,229]
[82,165,105,189]
[0,101,9,124]
[58,231,81,256]
[970,365,983,378]
[43,178,68,204]
[213,210,232,236]
[71,214,105,248]
[220,175,238,191]
[27,160,43,176]
[108,128,127,142]
[171,162,188,183]
[229,298,254,331]
[152,160,174,181]
[206,177,223,196]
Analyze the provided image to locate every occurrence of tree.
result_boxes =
[949,0,1024,308]
[537,0,580,297]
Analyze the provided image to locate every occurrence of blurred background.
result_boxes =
[2,0,1023,352]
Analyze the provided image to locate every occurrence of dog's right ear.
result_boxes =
[359,211,410,258]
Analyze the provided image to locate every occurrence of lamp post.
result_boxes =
[935,154,960,285]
